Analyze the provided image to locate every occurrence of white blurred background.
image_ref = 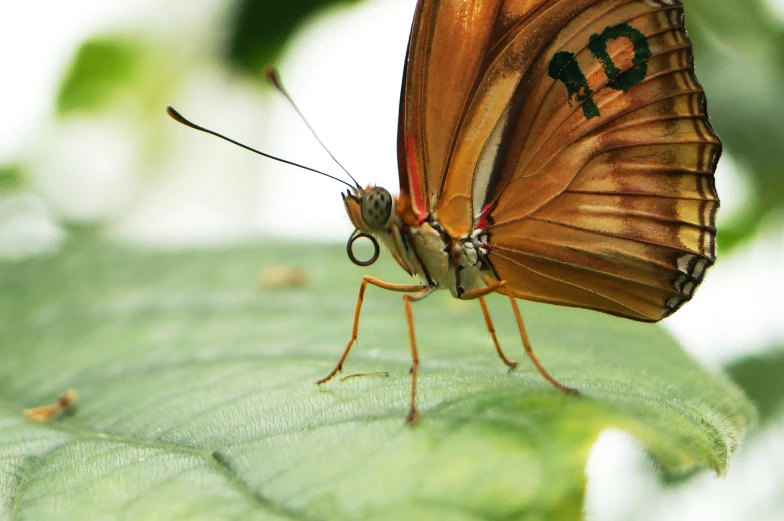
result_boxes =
[1,1,782,519]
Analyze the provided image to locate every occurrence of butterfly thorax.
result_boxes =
[408,221,497,298]
[343,185,496,298]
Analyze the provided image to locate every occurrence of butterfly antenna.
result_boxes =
[166,106,354,190]
[265,66,362,189]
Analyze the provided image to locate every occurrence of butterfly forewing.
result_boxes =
[398,0,720,322]
[399,0,511,225]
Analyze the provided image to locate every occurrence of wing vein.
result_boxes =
[491,251,649,316]
[497,215,714,257]
[492,245,676,293]
[567,189,718,201]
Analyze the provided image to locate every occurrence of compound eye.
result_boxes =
[360,187,393,230]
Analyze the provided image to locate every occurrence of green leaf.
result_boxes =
[226,0,364,77]
[0,166,24,193]
[0,238,755,519]
[57,38,146,115]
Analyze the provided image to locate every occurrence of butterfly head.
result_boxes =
[343,185,395,233]
[342,185,397,267]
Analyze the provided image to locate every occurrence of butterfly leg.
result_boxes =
[477,296,518,369]
[401,285,437,425]
[461,281,579,396]
[316,276,427,387]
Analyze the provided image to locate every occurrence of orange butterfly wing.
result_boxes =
[398,0,720,322]
[397,0,509,226]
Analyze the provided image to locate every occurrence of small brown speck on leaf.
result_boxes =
[24,389,76,422]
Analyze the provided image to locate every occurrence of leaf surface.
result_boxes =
[0,238,755,520]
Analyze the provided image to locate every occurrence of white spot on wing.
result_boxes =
[678,254,696,274]
[692,258,710,282]
[666,295,684,311]
[472,107,510,223]
[674,274,687,292]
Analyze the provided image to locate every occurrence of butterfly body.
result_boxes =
[344,187,497,299]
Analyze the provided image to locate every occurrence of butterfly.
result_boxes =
[168,0,721,424]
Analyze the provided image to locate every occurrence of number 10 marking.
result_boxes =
[548,23,652,120]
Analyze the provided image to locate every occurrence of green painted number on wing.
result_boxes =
[548,51,602,120]
[549,23,652,119]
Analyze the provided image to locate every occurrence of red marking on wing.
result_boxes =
[406,135,429,223]
[476,201,497,231]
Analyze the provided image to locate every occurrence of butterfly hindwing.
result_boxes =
[398,0,720,321]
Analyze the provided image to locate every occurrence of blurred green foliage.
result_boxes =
[227,0,364,76]
[0,165,24,193]
[57,38,145,115]
[687,0,784,250]
[728,349,784,427]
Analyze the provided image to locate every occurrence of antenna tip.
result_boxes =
[166,106,188,125]
[264,65,283,91]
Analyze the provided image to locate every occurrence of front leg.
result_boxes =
[316,276,427,386]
